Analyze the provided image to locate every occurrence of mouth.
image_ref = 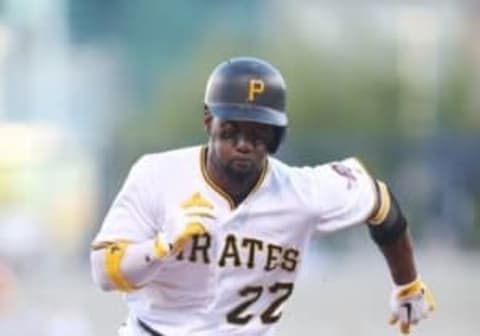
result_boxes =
[230,158,254,171]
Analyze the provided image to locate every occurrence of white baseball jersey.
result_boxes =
[93,145,378,336]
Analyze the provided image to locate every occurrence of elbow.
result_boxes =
[92,272,115,292]
[367,181,408,246]
[90,250,115,292]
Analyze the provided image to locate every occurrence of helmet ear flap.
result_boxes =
[268,127,286,154]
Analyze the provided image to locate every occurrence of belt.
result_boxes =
[137,319,165,336]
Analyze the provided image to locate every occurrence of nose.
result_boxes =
[235,133,254,153]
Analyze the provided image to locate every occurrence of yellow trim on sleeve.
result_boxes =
[368,181,391,225]
[350,157,379,223]
[91,241,114,251]
[104,241,137,292]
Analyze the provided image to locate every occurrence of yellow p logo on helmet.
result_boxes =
[247,79,265,102]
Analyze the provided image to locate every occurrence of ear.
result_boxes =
[203,105,213,134]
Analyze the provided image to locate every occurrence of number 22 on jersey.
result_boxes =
[226,282,294,325]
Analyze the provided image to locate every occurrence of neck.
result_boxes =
[204,149,264,206]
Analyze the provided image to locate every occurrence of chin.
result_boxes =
[225,165,255,182]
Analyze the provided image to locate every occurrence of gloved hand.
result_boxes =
[152,222,207,259]
[152,198,214,259]
[389,277,435,334]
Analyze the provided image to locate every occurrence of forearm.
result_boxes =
[90,238,166,292]
[367,180,417,285]
[377,229,417,285]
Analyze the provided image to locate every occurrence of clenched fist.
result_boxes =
[153,193,215,259]
[389,278,435,334]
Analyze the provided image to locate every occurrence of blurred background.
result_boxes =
[0,1,479,335]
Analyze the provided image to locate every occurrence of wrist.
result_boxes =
[393,275,419,288]
[392,276,424,300]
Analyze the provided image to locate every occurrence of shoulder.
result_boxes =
[121,146,202,188]
[270,155,372,175]
[134,145,202,171]
[328,157,374,181]
[268,155,375,190]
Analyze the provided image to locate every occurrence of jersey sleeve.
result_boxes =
[92,155,162,246]
[301,157,378,233]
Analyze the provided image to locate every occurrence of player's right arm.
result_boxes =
[89,156,207,292]
[89,155,165,292]
[90,233,168,292]
[90,223,207,292]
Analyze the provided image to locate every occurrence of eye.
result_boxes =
[219,125,237,140]
[253,128,274,145]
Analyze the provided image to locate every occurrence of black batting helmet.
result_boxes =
[204,57,287,153]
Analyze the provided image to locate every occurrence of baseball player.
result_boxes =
[90,57,435,336]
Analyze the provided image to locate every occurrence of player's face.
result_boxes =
[205,114,274,181]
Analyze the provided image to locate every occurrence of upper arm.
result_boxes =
[92,155,163,247]
[300,157,378,233]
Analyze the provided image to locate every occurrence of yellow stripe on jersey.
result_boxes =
[250,158,268,195]
[368,180,391,225]
[104,241,137,292]
[200,147,235,209]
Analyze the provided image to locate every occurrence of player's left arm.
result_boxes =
[367,180,435,334]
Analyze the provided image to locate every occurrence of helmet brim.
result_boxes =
[208,104,288,127]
